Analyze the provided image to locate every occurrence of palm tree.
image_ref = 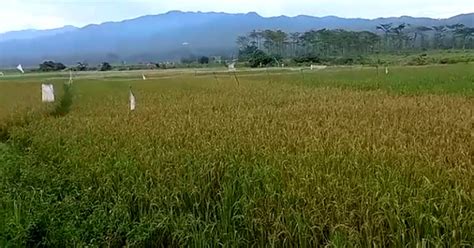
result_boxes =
[415,26,433,49]
[249,30,261,48]
[274,30,288,56]
[236,36,250,49]
[447,24,465,48]
[390,24,407,50]
[432,26,447,49]
[446,24,474,50]
[376,23,393,51]
[406,24,432,49]
[289,32,301,57]
[455,26,474,50]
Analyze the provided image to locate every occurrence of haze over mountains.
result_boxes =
[0,11,472,67]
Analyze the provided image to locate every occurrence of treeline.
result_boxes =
[376,24,474,51]
[33,61,181,72]
[237,24,474,66]
[33,61,111,72]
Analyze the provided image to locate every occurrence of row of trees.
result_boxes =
[237,24,474,65]
[238,29,380,58]
[37,61,112,72]
[181,56,210,64]
[39,61,185,72]
[376,23,474,51]
[39,61,66,72]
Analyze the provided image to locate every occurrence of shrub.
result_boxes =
[99,62,112,71]
[39,61,67,72]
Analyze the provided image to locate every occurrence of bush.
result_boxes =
[39,61,66,72]
[407,54,429,66]
[293,54,321,64]
[438,57,472,65]
[198,56,210,64]
[331,57,354,65]
[99,62,112,71]
[248,50,274,68]
[181,56,197,64]
[51,83,73,117]
[75,62,89,71]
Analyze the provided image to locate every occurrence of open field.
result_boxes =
[0,64,473,246]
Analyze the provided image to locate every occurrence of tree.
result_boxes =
[410,26,432,49]
[433,26,447,49]
[247,49,273,68]
[236,26,473,66]
[358,31,380,53]
[76,62,88,71]
[238,45,259,61]
[198,56,210,64]
[236,36,250,49]
[181,55,197,64]
[459,27,474,49]
[390,24,407,50]
[100,62,112,71]
[289,32,302,57]
[449,24,474,50]
[39,61,66,72]
[249,30,262,49]
[376,23,393,51]
[293,54,321,64]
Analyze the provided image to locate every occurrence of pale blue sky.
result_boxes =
[0,0,473,33]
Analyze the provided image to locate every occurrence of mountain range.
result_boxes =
[0,11,472,67]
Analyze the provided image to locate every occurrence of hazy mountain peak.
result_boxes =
[0,11,472,67]
[246,12,261,17]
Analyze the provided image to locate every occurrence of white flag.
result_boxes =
[17,64,24,73]
[129,90,136,111]
[228,63,236,71]
[42,84,55,102]
[68,70,73,85]
[385,67,389,75]
[142,74,147,80]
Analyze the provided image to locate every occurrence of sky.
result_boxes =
[0,0,473,33]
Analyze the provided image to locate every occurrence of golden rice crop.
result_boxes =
[0,64,473,246]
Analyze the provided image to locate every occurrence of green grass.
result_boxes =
[295,63,474,95]
[0,64,473,247]
[367,49,474,65]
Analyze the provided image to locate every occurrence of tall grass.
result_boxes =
[51,83,74,117]
[0,64,472,246]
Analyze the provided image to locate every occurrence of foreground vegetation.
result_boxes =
[0,64,473,246]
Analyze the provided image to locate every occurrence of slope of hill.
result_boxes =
[0,25,78,42]
[0,11,472,67]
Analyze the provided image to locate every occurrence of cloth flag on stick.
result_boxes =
[228,63,236,71]
[129,88,136,111]
[142,74,147,80]
[385,66,389,75]
[41,84,55,102]
[68,70,73,85]
[17,64,24,73]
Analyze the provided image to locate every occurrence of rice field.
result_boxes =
[0,64,473,247]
